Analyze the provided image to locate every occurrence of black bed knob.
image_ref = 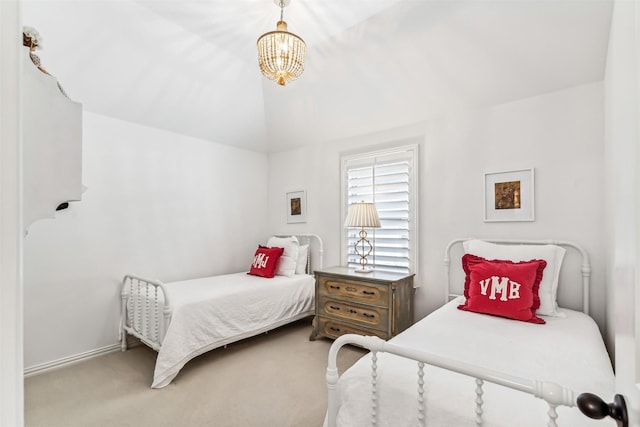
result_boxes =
[577,393,629,427]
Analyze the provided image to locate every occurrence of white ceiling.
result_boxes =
[22,0,613,153]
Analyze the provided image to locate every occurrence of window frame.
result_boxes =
[340,143,419,277]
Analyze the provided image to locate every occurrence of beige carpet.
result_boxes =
[25,318,367,427]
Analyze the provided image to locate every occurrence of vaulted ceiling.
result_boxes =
[22,0,613,153]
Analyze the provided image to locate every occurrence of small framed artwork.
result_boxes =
[484,168,535,222]
[286,190,306,223]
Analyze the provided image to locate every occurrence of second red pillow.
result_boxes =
[458,254,547,324]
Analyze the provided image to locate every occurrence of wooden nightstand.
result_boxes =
[310,266,414,341]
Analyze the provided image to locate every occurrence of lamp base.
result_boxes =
[354,268,374,274]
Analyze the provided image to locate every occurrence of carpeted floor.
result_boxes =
[24,318,367,427]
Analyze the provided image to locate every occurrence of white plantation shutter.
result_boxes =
[342,145,418,275]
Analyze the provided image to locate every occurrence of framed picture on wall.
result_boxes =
[286,190,306,223]
[484,168,535,222]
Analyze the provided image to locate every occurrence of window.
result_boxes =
[341,144,418,275]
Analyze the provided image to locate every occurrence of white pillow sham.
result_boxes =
[267,236,299,278]
[462,239,566,317]
[295,244,309,274]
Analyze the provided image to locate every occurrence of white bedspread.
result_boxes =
[152,272,314,388]
[332,297,614,426]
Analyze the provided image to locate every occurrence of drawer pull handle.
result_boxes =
[348,309,358,314]
[346,286,357,292]
[329,327,341,332]
[329,305,341,310]
[362,313,375,319]
[329,285,341,290]
[362,290,376,296]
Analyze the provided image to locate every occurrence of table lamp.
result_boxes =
[344,201,381,273]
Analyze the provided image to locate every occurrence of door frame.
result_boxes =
[606,0,640,424]
[0,0,24,425]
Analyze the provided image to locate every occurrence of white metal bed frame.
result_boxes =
[120,233,323,353]
[326,238,592,427]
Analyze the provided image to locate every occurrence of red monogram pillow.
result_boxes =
[248,246,284,278]
[457,254,547,324]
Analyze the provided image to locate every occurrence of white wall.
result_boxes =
[23,112,269,370]
[269,82,606,332]
[22,82,608,372]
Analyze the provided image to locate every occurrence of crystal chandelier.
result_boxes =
[257,0,306,86]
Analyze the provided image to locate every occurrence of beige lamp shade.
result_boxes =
[344,202,381,228]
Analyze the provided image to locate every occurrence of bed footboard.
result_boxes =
[120,274,171,352]
[326,334,576,427]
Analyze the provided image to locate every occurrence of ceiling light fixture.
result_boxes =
[257,0,306,86]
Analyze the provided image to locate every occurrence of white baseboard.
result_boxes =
[24,343,122,377]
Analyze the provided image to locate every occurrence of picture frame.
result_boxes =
[484,168,535,222]
[286,190,306,223]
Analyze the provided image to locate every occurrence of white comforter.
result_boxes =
[152,272,314,388]
[332,297,614,426]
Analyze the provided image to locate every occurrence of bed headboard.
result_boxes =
[275,233,324,274]
[444,238,591,314]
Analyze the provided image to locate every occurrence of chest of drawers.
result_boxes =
[310,266,414,341]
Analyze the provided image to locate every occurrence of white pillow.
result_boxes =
[462,239,566,317]
[267,236,299,278]
[295,244,309,274]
